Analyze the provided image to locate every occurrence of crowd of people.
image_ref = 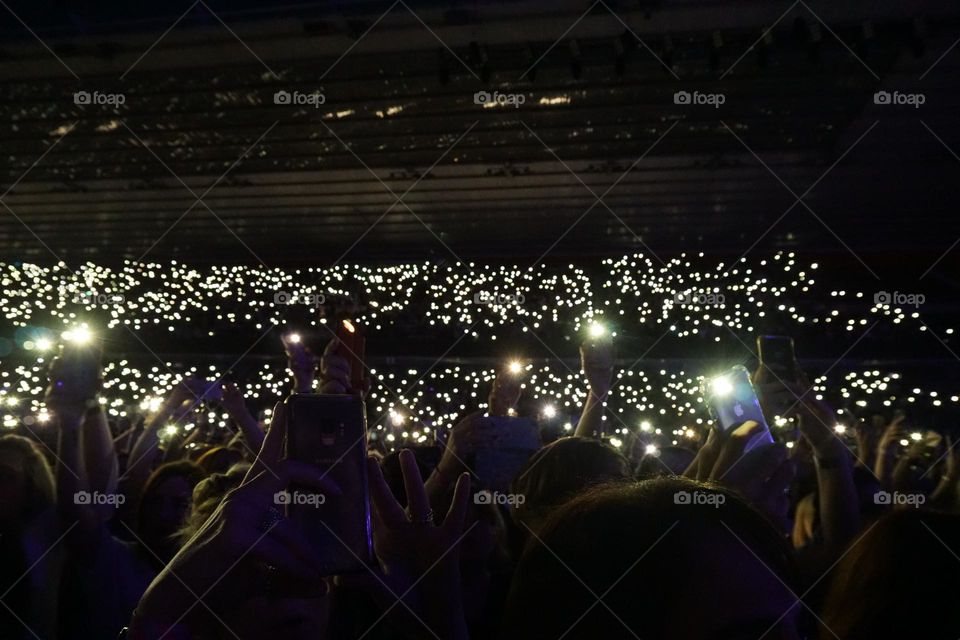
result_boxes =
[1,322,959,640]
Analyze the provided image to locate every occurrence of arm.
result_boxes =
[425,411,483,515]
[285,336,318,394]
[44,351,108,551]
[81,406,119,497]
[930,436,960,508]
[574,338,614,438]
[874,416,906,487]
[131,404,338,639]
[221,383,265,451]
[792,394,860,551]
[575,389,607,438]
[121,385,193,507]
[55,409,101,541]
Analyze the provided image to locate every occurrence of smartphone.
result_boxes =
[336,319,366,391]
[757,335,798,380]
[472,416,541,492]
[284,394,371,575]
[705,365,774,452]
[47,341,102,409]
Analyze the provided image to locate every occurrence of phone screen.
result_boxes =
[285,394,371,574]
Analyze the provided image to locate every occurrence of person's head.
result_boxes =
[179,463,249,544]
[503,477,800,640]
[0,435,55,528]
[821,508,960,639]
[137,460,205,556]
[510,436,630,532]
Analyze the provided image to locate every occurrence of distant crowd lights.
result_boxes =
[0,253,955,450]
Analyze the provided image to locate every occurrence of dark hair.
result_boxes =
[502,476,797,639]
[195,446,243,476]
[821,509,960,639]
[0,435,55,522]
[509,436,630,532]
[136,460,205,534]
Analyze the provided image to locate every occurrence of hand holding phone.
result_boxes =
[488,363,523,417]
[284,394,371,574]
[580,334,615,399]
[704,365,774,453]
[45,338,103,419]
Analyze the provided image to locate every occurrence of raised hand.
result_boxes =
[686,421,794,532]
[580,336,615,400]
[284,334,319,393]
[317,337,370,396]
[130,403,340,638]
[44,341,103,424]
[342,450,471,640]
[875,414,908,486]
[220,382,248,417]
[487,368,522,417]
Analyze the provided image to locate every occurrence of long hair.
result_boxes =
[820,509,960,639]
[136,459,205,536]
[0,435,55,523]
[503,476,797,639]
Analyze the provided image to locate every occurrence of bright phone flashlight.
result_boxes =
[35,338,53,351]
[543,404,557,419]
[711,376,734,397]
[507,360,523,375]
[63,325,93,345]
[587,322,606,338]
[286,333,301,344]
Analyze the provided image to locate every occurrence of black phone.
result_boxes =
[757,335,798,380]
[47,339,102,411]
[284,394,371,575]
